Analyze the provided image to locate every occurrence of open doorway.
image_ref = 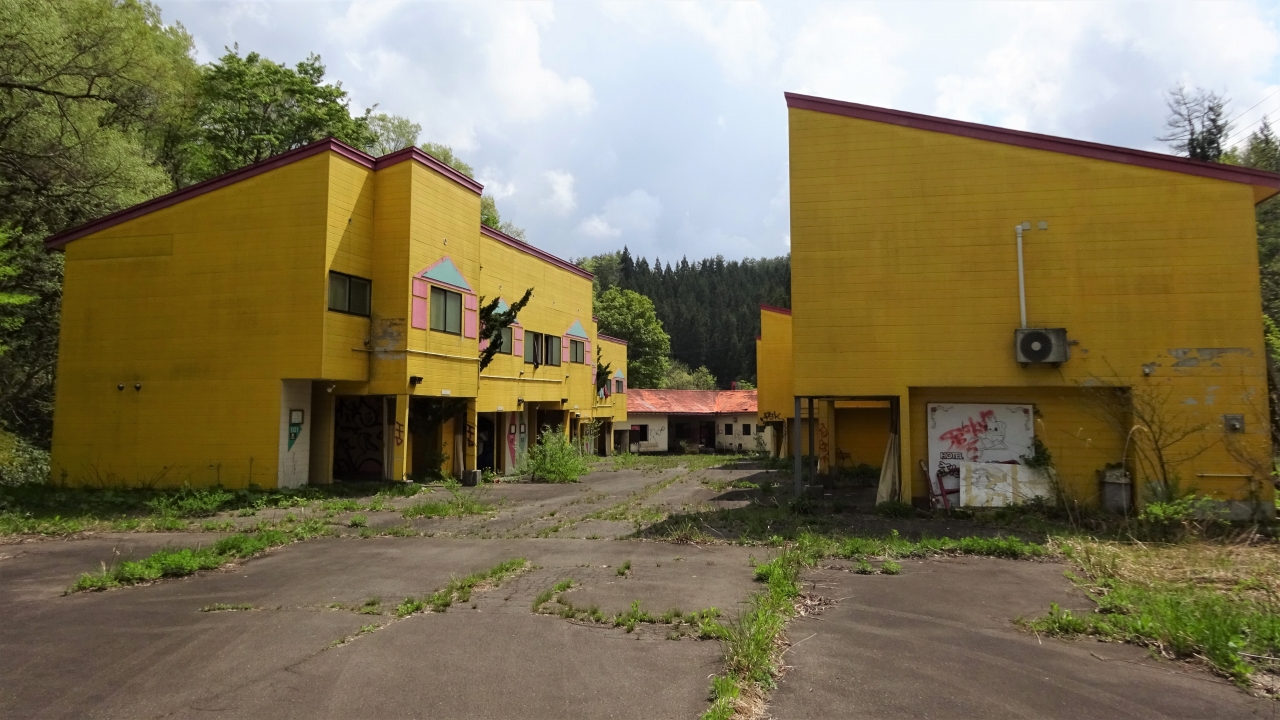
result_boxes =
[333,395,385,480]
[477,414,496,472]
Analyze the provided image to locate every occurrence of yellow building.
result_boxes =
[46,139,626,488]
[760,92,1280,514]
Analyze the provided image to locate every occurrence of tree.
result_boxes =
[178,48,376,184]
[479,194,526,240]
[576,250,622,297]
[1159,85,1230,162]
[367,113,420,156]
[421,141,474,178]
[594,287,670,388]
[0,0,194,236]
[0,0,197,448]
[662,360,717,390]
[477,288,532,371]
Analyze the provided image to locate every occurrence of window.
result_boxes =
[742,424,752,436]
[724,423,733,436]
[632,424,649,442]
[328,271,371,316]
[569,339,585,364]
[497,327,513,354]
[543,335,562,366]
[524,331,543,364]
[430,286,462,334]
[614,379,624,394]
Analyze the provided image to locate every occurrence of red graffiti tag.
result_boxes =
[937,410,996,461]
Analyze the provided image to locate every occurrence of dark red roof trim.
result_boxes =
[597,333,628,346]
[760,303,792,315]
[480,225,593,281]
[45,138,483,249]
[785,92,1280,196]
[377,145,483,194]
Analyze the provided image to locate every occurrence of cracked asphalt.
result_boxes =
[1,464,1268,719]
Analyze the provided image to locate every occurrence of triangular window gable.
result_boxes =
[494,298,510,314]
[565,319,589,338]
[419,256,472,292]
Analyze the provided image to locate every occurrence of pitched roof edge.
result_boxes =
[760,303,792,316]
[376,146,484,194]
[784,92,1280,200]
[480,224,594,281]
[44,138,488,250]
[45,139,373,249]
[597,333,628,346]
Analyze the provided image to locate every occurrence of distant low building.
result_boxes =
[625,389,770,453]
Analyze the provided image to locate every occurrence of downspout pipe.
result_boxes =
[1015,224,1028,329]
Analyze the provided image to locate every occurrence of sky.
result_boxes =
[158,0,1280,263]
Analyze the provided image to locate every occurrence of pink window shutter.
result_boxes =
[411,297,428,330]
[462,293,478,339]
[584,340,592,361]
[412,279,430,298]
[621,378,626,393]
[513,327,524,356]
[479,338,490,351]
[561,336,570,360]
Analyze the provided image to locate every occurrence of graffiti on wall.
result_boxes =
[333,396,384,479]
[761,411,782,422]
[926,403,1034,505]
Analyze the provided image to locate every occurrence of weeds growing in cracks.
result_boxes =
[68,519,332,592]
[401,480,493,519]
[395,558,529,618]
[701,531,1046,719]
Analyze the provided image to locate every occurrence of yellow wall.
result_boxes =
[756,308,793,423]
[52,153,335,487]
[789,106,1272,506]
[594,336,628,424]
[51,144,628,487]
[474,233,595,415]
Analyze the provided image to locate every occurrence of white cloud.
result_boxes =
[543,170,577,215]
[667,2,778,84]
[577,216,621,239]
[479,4,595,122]
[781,8,905,108]
[478,167,517,200]
[577,189,662,241]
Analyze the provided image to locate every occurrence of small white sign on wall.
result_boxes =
[926,403,1035,505]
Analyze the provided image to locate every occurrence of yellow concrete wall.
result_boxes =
[52,153,334,487]
[594,336,628,424]
[756,308,793,423]
[789,107,1272,505]
[322,156,376,382]
[835,407,892,468]
[474,233,595,415]
[402,163,485,399]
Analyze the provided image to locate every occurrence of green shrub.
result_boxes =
[0,431,48,486]
[517,430,592,483]
[145,485,235,518]
[872,500,916,518]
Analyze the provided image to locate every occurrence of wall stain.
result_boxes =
[1168,347,1252,368]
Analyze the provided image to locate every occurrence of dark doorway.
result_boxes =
[699,421,715,448]
[477,415,495,472]
[535,409,564,436]
[333,396,385,480]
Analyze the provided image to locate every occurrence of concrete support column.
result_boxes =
[808,397,816,485]
[390,395,410,481]
[793,396,802,495]
[896,395,912,504]
[465,399,478,473]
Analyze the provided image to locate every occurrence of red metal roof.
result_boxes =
[785,92,1280,202]
[627,389,757,415]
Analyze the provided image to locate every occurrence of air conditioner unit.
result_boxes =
[1014,328,1069,365]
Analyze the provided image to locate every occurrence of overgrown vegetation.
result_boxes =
[1027,536,1280,691]
[401,480,493,519]
[701,530,1045,719]
[517,430,592,483]
[532,576,726,638]
[68,519,332,592]
[0,480,426,536]
[396,558,528,617]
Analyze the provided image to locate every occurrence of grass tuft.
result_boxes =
[200,603,255,612]
[68,521,331,593]
[399,558,529,618]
